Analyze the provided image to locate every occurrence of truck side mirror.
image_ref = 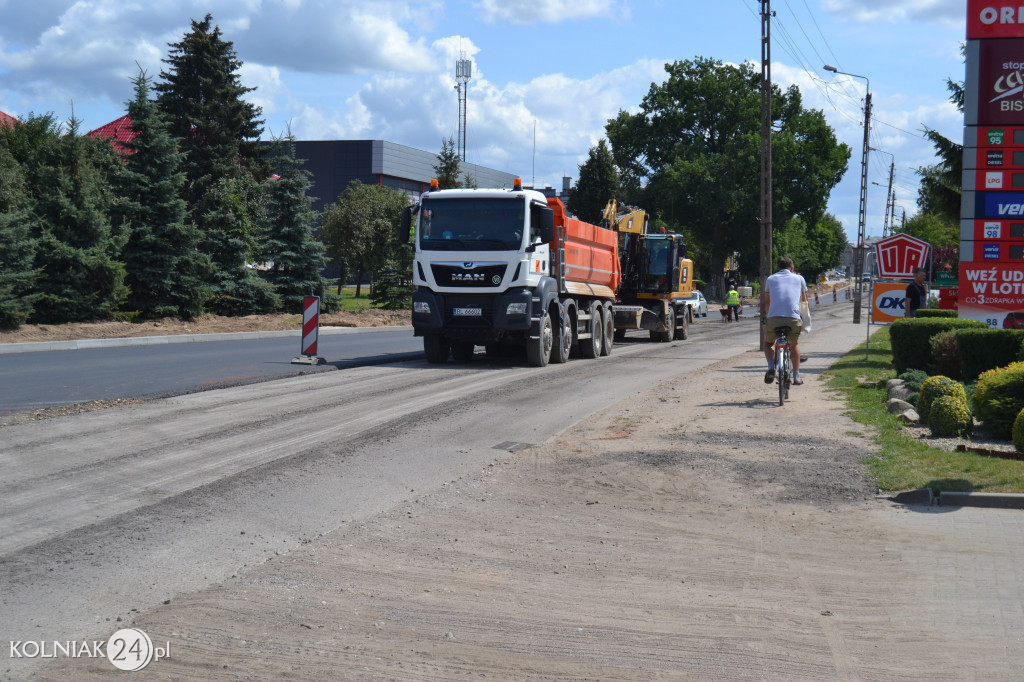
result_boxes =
[539,208,554,243]
[400,205,414,246]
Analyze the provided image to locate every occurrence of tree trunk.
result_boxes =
[355,267,362,298]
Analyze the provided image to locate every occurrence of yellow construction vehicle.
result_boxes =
[603,200,694,342]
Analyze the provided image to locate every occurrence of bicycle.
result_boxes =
[772,325,793,406]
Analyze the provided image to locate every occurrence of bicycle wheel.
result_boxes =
[777,347,788,406]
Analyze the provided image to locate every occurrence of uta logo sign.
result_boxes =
[874,234,931,279]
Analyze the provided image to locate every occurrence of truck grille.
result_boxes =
[431,263,507,288]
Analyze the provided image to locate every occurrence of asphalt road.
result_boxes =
[0,328,422,415]
[0,290,851,416]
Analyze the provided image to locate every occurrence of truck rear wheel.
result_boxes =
[580,302,603,358]
[423,334,450,363]
[651,307,674,343]
[674,307,689,340]
[601,302,614,356]
[527,310,553,367]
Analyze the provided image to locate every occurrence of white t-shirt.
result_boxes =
[766,269,807,319]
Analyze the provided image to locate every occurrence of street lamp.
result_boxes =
[824,64,871,324]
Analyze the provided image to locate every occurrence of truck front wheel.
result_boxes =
[674,307,689,340]
[527,310,553,367]
[423,334,450,363]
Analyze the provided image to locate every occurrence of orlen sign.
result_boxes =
[969,2,1024,38]
[872,282,908,323]
[874,234,931,279]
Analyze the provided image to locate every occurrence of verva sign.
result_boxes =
[969,2,1024,38]
[873,234,931,279]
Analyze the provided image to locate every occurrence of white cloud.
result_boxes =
[473,0,618,25]
[823,0,963,26]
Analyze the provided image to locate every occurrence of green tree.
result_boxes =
[25,118,129,322]
[156,13,267,228]
[118,71,209,319]
[775,213,846,278]
[202,176,280,315]
[321,180,409,298]
[568,139,618,224]
[433,136,461,189]
[916,77,964,226]
[262,132,337,312]
[605,57,849,285]
[0,141,38,328]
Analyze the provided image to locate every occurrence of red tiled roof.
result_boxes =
[0,110,17,129]
[87,114,135,154]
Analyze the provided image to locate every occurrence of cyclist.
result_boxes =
[762,256,808,386]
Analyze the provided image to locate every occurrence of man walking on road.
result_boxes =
[763,256,808,385]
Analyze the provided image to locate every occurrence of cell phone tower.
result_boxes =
[455,54,472,161]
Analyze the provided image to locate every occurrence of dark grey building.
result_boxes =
[291,139,519,213]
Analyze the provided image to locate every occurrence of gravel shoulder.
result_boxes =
[29,318,1022,680]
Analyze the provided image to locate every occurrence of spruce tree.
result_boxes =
[202,176,279,315]
[433,136,461,189]
[27,119,129,322]
[0,144,38,328]
[118,71,209,319]
[262,133,336,312]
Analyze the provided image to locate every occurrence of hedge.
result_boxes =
[915,309,957,318]
[890,318,987,374]
[955,329,1024,381]
[972,362,1024,439]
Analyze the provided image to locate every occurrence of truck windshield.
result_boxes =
[418,197,526,251]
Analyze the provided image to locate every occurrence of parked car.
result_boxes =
[682,291,708,318]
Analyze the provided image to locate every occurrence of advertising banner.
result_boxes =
[977,39,1024,124]
[969,2,1024,40]
[871,282,910,323]
[958,263,1024,327]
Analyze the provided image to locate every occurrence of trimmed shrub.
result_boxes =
[915,309,957,318]
[929,331,961,379]
[955,329,1024,381]
[898,369,929,393]
[1013,408,1024,453]
[917,376,965,424]
[972,362,1024,439]
[929,395,973,437]
[890,318,987,374]
[906,391,919,406]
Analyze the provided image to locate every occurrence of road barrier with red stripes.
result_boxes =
[292,295,324,365]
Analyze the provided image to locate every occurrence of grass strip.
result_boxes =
[821,325,1024,494]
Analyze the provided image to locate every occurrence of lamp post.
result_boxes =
[825,64,871,324]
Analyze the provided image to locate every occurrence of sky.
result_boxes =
[0,0,967,245]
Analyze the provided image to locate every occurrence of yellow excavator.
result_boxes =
[602,201,694,342]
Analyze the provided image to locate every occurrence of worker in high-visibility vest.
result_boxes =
[726,286,741,322]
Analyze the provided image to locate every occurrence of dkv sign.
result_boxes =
[874,234,930,279]
[872,282,908,323]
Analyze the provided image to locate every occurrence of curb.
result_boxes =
[887,488,1024,509]
[0,325,414,355]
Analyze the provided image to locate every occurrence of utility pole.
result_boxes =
[759,0,773,332]
[825,64,871,324]
[884,158,894,237]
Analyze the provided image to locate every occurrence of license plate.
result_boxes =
[453,307,482,316]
